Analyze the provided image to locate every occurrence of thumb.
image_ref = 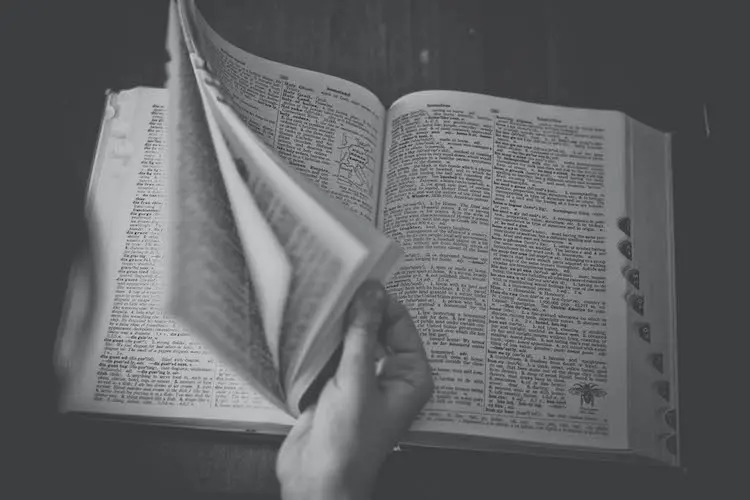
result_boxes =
[335,281,387,392]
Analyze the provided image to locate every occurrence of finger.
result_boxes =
[379,354,434,433]
[334,280,387,392]
[374,341,387,361]
[382,296,427,357]
[381,294,409,332]
[288,402,316,440]
[378,298,433,429]
[379,345,434,402]
[278,403,316,463]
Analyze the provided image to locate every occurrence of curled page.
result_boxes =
[176,0,292,372]
[166,1,286,405]
[179,0,402,413]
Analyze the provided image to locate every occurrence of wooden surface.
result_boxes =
[6,0,738,497]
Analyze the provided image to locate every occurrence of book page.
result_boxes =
[186,51,361,411]
[380,91,629,450]
[189,1,386,224]
[191,67,402,413]
[181,0,403,412]
[165,9,289,410]
[59,86,293,430]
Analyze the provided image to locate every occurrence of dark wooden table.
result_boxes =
[6,0,740,497]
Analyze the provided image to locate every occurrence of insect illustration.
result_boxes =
[568,382,607,407]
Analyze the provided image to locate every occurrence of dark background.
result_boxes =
[3,0,745,497]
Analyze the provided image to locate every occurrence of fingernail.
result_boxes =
[348,281,386,330]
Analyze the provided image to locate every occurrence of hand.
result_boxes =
[276,281,434,500]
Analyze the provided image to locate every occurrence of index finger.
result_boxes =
[382,295,427,356]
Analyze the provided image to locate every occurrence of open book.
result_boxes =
[58,0,679,465]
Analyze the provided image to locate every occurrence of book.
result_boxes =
[57,0,680,466]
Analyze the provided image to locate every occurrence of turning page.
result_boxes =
[179,0,402,411]
[167,2,290,409]
[189,1,387,224]
[380,91,630,450]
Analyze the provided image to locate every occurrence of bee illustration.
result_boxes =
[568,382,607,407]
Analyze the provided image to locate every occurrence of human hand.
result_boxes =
[276,281,434,500]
